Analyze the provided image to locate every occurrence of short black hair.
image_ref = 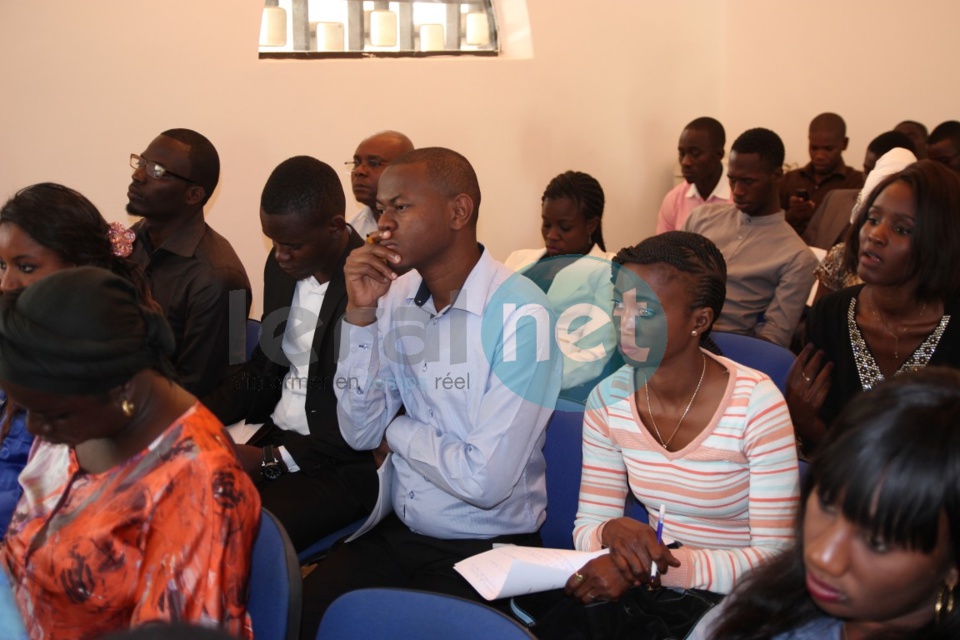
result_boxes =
[542,171,606,251]
[390,147,481,219]
[731,128,785,172]
[160,128,220,205]
[809,112,847,137]
[685,117,726,150]
[844,159,960,302]
[260,156,345,224]
[867,130,916,157]
[928,121,960,146]
[896,120,928,138]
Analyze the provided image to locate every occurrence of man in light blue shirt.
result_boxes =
[300,147,561,635]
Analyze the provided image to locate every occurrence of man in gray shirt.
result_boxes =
[685,128,818,348]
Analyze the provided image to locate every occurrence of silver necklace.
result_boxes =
[643,353,707,449]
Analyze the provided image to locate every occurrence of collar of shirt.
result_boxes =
[799,161,853,182]
[299,275,327,294]
[348,206,378,239]
[408,244,492,317]
[134,212,206,258]
[685,175,731,202]
[739,209,786,226]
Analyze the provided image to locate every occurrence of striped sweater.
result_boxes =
[573,351,800,593]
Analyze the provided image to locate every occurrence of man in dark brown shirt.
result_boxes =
[894,120,928,159]
[127,128,251,398]
[781,113,865,236]
[927,121,960,174]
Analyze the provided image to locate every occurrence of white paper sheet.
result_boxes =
[345,453,394,542]
[454,545,608,600]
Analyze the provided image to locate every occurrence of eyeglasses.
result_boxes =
[130,154,197,184]
[344,158,387,172]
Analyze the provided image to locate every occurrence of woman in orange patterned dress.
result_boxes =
[0,267,260,640]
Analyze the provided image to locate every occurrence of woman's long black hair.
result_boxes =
[710,367,960,640]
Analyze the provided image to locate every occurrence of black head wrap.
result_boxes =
[0,266,175,395]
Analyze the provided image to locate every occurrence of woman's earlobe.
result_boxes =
[586,216,600,236]
[694,308,715,334]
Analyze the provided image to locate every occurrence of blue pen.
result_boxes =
[650,503,666,579]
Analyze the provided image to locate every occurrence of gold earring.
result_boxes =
[121,400,135,418]
[691,330,699,337]
[936,584,956,624]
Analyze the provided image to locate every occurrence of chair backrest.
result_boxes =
[711,331,796,395]
[540,397,587,550]
[249,509,302,640]
[316,588,536,640]
[297,517,364,565]
[245,318,262,361]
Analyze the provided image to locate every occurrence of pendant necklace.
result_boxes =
[868,288,927,362]
[643,353,706,450]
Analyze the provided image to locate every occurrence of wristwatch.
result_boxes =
[261,445,283,480]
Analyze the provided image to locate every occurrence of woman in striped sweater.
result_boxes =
[566,232,801,604]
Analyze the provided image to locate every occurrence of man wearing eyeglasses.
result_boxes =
[127,128,251,399]
[346,130,414,238]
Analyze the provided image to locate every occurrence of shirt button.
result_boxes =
[408,491,415,499]
[428,409,434,418]
[422,362,428,372]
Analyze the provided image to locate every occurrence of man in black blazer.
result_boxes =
[204,156,377,551]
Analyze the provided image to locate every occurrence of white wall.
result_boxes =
[1,1,958,315]
[718,1,960,170]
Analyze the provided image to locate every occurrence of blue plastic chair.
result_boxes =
[540,397,588,550]
[711,331,796,394]
[297,517,365,565]
[249,509,301,640]
[245,318,262,360]
[316,588,537,639]
[541,398,648,551]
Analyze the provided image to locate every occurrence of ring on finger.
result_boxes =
[574,572,585,583]
[802,373,811,383]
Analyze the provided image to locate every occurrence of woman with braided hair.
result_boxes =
[505,170,610,269]
[505,171,617,399]
[529,232,800,640]
[0,182,149,532]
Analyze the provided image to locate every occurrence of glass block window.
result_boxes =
[259,0,498,58]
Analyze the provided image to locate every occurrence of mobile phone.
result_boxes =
[794,188,810,202]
